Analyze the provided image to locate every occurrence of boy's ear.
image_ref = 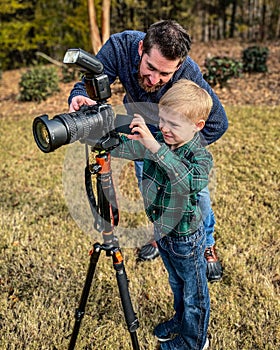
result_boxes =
[195,119,205,131]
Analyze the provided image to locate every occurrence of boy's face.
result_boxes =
[159,108,201,150]
[138,41,181,93]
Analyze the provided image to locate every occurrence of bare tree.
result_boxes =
[102,0,111,43]
[229,0,237,38]
[87,0,111,54]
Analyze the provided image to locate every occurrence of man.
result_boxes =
[68,20,227,282]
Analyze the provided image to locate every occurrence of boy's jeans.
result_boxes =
[157,227,210,349]
[135,160,215,248]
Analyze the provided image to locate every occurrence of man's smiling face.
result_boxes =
[138,41,181,93]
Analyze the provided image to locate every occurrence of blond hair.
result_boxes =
[159,79,213,123]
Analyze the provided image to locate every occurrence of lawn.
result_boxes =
[0,42,279,349]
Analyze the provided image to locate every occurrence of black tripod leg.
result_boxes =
[113,250,140,350]
[68,243,101,350]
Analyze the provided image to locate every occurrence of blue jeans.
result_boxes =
[134,160,216,247]
[197,187,215,247]
[157,227,210,349]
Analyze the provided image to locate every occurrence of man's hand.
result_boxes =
[127,114,160,154]
[69,95,96,112]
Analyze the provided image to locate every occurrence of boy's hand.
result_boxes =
[127,114,160,153]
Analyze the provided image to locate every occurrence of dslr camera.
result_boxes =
[33,48,130,153]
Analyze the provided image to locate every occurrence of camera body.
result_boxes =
[33,48,120,153]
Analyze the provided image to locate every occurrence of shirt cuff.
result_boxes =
[148,144,171,163]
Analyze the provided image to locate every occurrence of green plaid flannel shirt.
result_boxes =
[111,132,213,237]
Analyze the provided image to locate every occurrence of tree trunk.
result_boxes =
[201,8,207,42]
[260,0,266,41]
[276,12,280,38]
[230,0,237,38]
[102,0,111,44]
[88,0,102,54]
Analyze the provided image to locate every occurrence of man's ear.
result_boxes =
[176,63,182,71]
[138,40,143,56]
[195,119,205,131]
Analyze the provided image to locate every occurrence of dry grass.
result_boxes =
[0,46,279,349]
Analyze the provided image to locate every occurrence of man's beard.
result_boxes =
[138,72,164,93]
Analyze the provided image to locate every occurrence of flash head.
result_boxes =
[63,48,111,101]
[63,48,104,75]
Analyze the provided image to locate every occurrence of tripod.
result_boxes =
[68,145,140,350]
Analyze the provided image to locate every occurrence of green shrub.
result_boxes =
[203,56,243,88]
[242,46,269,73]
[19,66,60,102]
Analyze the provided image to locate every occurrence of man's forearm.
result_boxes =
[200,98,228,145]
[68,80,88,106]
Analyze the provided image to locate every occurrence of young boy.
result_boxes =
[111,79,213,350]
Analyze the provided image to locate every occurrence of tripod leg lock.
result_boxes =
[129,318,140,332]
[74,309,85,322]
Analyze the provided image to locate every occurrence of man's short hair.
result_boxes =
[142,20,192,64]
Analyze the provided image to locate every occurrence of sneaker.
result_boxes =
[158,335,186,350]
[153,318,181,342]
[204,246,223,282]
[158,335,209,349]
[137,240,159,261]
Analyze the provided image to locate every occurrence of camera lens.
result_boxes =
[33,114,69,153]
[32,105,117,153]
[35,120,50,150]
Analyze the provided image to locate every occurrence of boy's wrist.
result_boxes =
[147,141,161,154]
